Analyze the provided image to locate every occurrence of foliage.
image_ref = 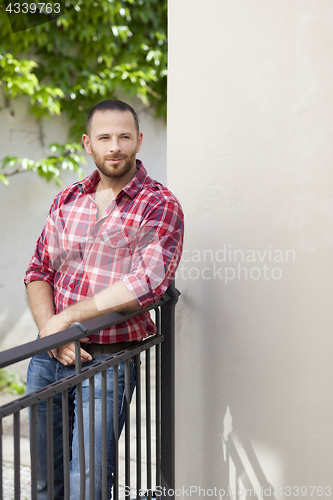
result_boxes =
[0,142,86,185]
[0,368,25,394]
[0,53,64,115]
[0,0,167,185]
[0,0,167,128]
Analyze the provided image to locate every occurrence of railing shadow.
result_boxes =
[221,406,277,500]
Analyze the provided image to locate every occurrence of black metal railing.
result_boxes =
[0,283,179,500]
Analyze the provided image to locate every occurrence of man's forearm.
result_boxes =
[32,279,142,365]
[38,280,142,339]
[61,280,141,326]
[26,281,56,331]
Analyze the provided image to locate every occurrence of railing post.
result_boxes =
[160,281,179,499]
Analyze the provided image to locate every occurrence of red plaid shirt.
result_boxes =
[24,161,184,343]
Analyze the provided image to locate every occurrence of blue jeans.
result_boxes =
[26,351,136,500]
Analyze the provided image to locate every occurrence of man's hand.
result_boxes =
[51,342,92,366]
[39,312,71,340]
[30,279,140,366]
[40,314,92,366]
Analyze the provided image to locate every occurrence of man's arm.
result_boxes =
[37,280,142,366]
[26,281,55,331]
[26,280,93,365]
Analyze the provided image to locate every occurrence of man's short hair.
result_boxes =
[86,99,140,136]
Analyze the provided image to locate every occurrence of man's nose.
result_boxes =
[109,139,121,152]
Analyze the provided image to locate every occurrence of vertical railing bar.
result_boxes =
[156,342,161,490]
[155,307,162,490]
[75,341,86,500]
[102,369,108,500]
[135,353,141,500]
[30,404,38,499]
[47,397,54,500]
[125,359,131,496]
[13,412,20,500]
[62,389,70,500]
[74,338,82,375]
[76,380,86,500]
[146,349,152,499]
[73,344,85,500]
[113,364,119,500]
[0,420,3,500]
[89,376,95,499]
[160,282,178,499]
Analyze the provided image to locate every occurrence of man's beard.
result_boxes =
[93,150,137,179]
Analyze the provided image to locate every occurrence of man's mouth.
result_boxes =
[106,156,125,163]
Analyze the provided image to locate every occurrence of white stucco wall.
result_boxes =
[168,0,333,496]
[0,96,166,373]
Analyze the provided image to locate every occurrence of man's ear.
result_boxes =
[82,134,92,155]
[136,132,143,154]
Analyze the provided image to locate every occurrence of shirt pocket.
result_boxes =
[101,229,134,250]
[100,230,136,270]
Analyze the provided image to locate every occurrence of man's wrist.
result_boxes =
[57,307,77,329]
[59,298,95,327]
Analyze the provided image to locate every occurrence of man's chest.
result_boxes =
[54,197,143,254]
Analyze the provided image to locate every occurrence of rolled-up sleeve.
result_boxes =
[122,197,184,308]
[24,207,59,287]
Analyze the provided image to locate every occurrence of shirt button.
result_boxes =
[69,283,75,290]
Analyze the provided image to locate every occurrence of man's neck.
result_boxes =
[95,183,115,220]
[97,165,137,198]
[94,164,137,219]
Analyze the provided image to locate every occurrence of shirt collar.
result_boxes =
[77,160,147,199]
[121,160,147,200]
[78,169,100,194]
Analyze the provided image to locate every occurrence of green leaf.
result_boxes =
[0,143,86,186]
[0,174,10,186]
[0,368,25,395]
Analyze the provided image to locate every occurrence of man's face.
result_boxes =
[82,110,143,181]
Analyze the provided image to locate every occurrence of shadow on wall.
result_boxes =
[175,274,284,497]
[177,259,333,496]
[222,406,276,500]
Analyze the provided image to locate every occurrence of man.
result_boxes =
[25,99,184,499]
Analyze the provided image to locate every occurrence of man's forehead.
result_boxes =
[90,109,136,131]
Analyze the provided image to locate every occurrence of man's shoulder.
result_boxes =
[50,170,98,211]
[141,174,182,210]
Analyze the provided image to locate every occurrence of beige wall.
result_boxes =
[168,0,333,497]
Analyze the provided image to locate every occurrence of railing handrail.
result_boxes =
[0,334,162,419]
[0,291,174,369]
